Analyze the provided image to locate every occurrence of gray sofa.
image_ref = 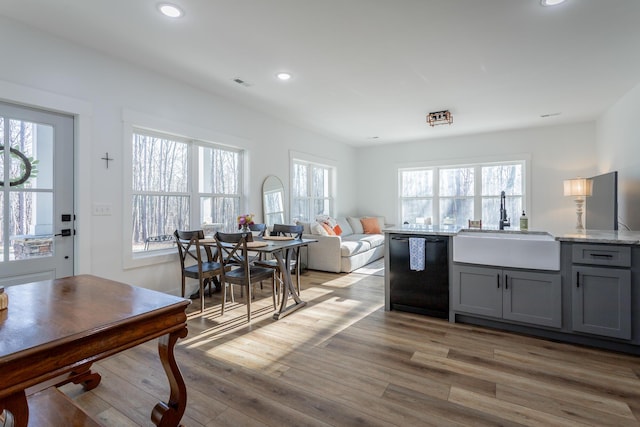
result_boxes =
[298,216,385,273]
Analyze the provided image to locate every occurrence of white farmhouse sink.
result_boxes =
[453,231,560,271]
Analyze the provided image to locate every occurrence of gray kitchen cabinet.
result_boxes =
[452,264,562,328]
[452,265,502,318]
[571,253,631,340]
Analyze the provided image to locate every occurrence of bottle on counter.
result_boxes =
[0,286,7,310]
[520,210,529,231]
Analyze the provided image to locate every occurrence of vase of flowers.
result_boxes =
[237,213,255,232]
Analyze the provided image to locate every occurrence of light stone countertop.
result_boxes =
[384,225,640,245]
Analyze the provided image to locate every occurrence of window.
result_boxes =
[131,129,242,254]
[399,160,525,228]
[291,159,334,222]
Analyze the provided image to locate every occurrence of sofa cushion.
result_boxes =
[336,217,353,236]
[347,216,364,234]
[340,235,372,257]
[361,217,381,234]
[359,233,385,249]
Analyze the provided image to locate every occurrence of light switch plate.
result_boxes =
[92,203,112,216]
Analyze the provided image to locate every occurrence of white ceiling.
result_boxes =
[2,0,640,147]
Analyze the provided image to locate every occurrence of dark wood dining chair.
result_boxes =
[256,224,304,295]
[174,229,227,313]
[248,223,267,237]
[214,231,277,322]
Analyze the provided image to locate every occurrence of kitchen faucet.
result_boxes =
[499,191,510,230]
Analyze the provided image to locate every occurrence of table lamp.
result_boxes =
[563,177,593,231]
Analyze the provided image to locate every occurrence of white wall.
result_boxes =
[354,123,597,236]
[0,16,357,294]
[596,82,640,230]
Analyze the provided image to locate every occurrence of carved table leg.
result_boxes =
[54,363,102,391]
[151,327,188,427]
[0,391,29,427]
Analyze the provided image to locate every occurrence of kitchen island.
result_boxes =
[384,226,640,355]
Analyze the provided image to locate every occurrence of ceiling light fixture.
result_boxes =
[276,72,292,81]
[540,0,566,6]
[158,3,183,18]
[427,110,453,127]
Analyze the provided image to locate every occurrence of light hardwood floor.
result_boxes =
[64,269,640,426]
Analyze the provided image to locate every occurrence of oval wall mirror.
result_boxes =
[262,175,285,227]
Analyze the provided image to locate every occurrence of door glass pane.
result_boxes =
[0,193,4,260]
[10,120,52,190]
[9,192,53,260]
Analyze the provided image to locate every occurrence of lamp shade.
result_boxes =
[563,178,593,197]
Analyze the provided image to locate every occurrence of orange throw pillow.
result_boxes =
[321,222,336,235]
[333,224,343,236]
[361,217,381,234]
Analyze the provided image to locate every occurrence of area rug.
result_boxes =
[353,258,385,276]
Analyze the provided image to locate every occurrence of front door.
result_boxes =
[0,101,74,286]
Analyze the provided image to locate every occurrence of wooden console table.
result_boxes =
[0,274,190,426]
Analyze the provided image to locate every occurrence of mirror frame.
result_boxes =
[262,175,285,227]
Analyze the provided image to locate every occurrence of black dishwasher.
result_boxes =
[389,234,449,318]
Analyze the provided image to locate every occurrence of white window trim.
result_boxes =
[289,150,338,222]
[397,153,531,226]
[122,109,249,269]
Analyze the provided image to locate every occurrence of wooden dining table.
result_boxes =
[201,236,316,320]
[0,274,190,427]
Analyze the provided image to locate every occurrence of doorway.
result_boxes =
[0,101,74,286]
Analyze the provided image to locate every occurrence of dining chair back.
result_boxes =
[174,229,226,312]
[214,231,277,322]
[248,223,267,237]
[259,224,304,295]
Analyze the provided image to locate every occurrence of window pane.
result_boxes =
[9,192,53,260]
[401,170,432,197]
[440,198,473,226]
[482,196,522,228]
[213,196,240,232]
[401,199,433,224]
[311,166,328,198]
[482,164,522,196]
[293,163,307,197]
[8,120,52,190]
[131,195,189,252]
[291,198,309,222]
[132,134,188,192]
[211,148,239,194]
[440,168,474,197]
[313,198,330,217]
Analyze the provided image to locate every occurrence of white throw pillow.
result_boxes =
[336,217,353,236]
[347,216,364,234]
[311,221,329,235]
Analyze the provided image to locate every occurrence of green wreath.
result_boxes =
[0,145,37,187]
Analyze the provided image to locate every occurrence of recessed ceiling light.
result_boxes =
[276,72,292,81]
[158,3,183,18]
[540,0,566,6]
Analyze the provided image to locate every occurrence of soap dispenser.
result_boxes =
[519,210,529,231]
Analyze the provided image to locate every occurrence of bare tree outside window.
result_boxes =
[399,161,524,227]
[291,160,333,222]
[131,132,243,253]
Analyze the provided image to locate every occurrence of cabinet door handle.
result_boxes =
[497,274,500,288]
[576,271,580,288]
[505,274,509,290]
[590,253,613,258]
